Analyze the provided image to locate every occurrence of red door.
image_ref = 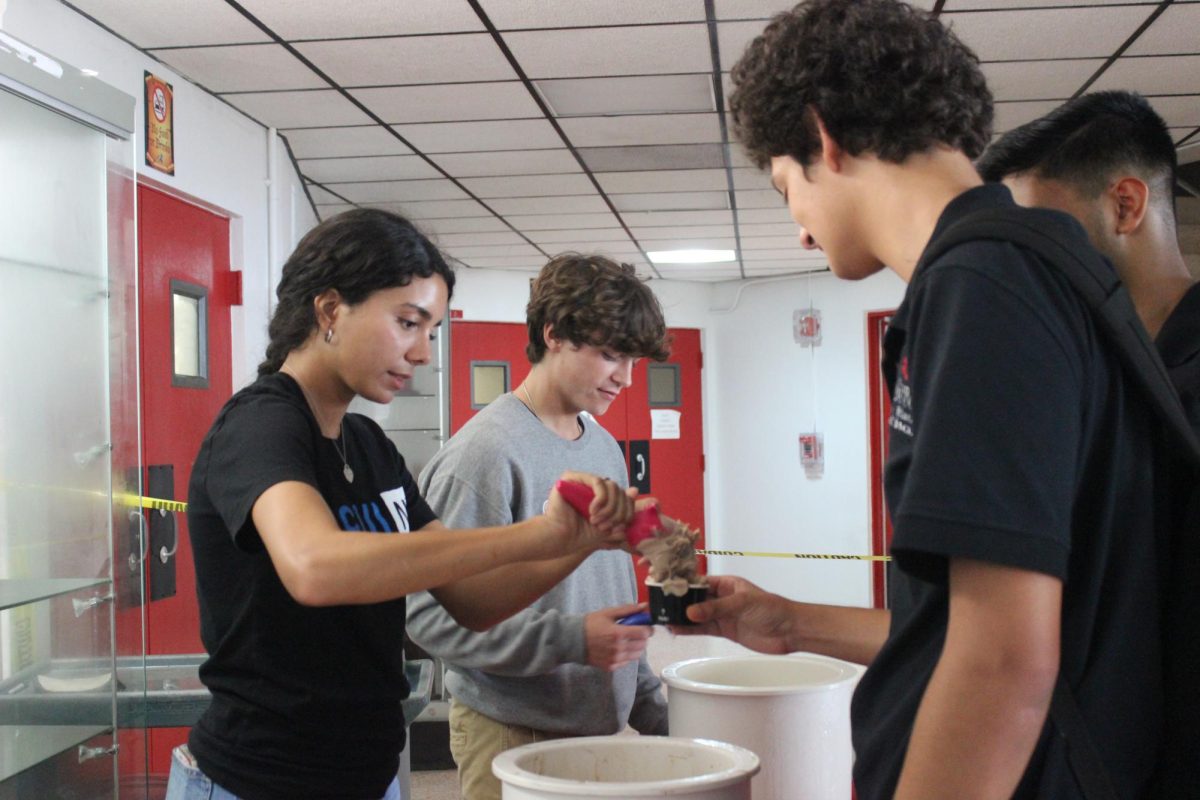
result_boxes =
[449,322,706,602]
[125,185,234,786]
[866,311,894,609]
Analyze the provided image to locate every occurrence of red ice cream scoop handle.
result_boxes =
[553,479,663,547]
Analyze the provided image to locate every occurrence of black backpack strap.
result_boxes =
[922,206,1200,467]
[1051,676,1121,800]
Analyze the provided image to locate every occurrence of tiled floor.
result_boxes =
[407,630,754,799]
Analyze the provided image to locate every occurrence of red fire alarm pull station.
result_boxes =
[793,308,822,347]
[799,432,825,479]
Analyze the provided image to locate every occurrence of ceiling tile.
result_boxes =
[579,144,727,172]
[735,207,794,224]
[644,237,737,251]
[65,0,269,47]
[945,0,1149,8]
[634,225,736,239]
[363,199,493,219]
[612,192,730,212]
[442,243,542,259]
[434,149,582,177]
[1090,56,1200,97]
[236,0,484,39]
[735,189,787,209]
[225,90,372,128]
[283,126,413,159]
[395,119,564,152]
[316,204,356,219]
[536,75,715,116]
[744,264,827,277]
[1124,3,1200,56]
[735,222,797,237]
[1142,95,1200,130]
[713,0,794,21]
[559,114,723,147]
[717,20,769,71]
[149,44,325,92]
[308,185,346,204]
[741,248,815,262]
[731,167,770,190]
[528,228,633,245]
[460,173,598,198]
[624,210,735,227]
[993,100,1068,132]
[489,195,611,215]
[331,179,470,204]
[295,34,516,87]
[298,155,441,183]
[507,213,624,230]
[457,255,548,268]
[740,235,807,250]
[981,59,1103,102]
[541,243,641,256]
[502,25,713,79]
[350,82,542,124]
[429,231,527,247]
[942,6,1153,60]
[598,169,728,194]
[416,217,511,235]
[479,0,704,29]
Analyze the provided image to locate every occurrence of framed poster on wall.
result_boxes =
[144,71,174,175]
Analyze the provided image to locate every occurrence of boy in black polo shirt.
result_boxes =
[679,2,1169,797]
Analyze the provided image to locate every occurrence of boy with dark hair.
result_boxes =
[977,90,1198,423]
[407,253,671,800]
[978,90,1200,797]
[680,2,1172,797]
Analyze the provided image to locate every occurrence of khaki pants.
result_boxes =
[449,699,570,800]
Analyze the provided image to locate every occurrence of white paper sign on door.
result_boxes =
[651,409,681,440]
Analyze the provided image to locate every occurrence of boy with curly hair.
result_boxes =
[407,253,671,800]
[680,1,1172,797]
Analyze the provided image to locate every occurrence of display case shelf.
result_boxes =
[0,579,112,613]
[0,724,112,783]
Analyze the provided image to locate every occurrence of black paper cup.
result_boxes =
[647,581,708,625]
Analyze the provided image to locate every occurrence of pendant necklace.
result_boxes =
[332,424,354,483]
[520,383,540,422]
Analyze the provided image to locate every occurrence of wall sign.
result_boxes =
[144,71,174,175]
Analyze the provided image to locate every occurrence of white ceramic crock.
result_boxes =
[662,653,865,800]
[491,735,760,800]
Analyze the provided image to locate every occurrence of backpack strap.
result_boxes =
[921,206,1200,467]
[1050,677,1121,800]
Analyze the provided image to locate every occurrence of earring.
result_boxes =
[324,328,334,344]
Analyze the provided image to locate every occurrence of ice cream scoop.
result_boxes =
[553,479,665,548]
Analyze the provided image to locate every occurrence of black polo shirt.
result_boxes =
[851,185,1166,799]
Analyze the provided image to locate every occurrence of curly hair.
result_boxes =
[258,208,455,376]
[525,253,670,364]
[729,0,993,169]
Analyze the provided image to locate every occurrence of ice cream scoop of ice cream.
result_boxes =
[637,516,707,596]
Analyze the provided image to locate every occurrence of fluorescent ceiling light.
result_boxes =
[647,249,736,264]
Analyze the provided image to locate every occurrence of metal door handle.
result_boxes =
[158,507,178,563]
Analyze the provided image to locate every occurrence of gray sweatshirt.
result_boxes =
[406,393,668,735]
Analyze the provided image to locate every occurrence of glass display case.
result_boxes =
[0,34,137,798]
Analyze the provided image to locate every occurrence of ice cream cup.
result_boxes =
[647,580,708,625]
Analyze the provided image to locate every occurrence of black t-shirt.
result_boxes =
[1154,281,1200,796]
[186,372,437,800]
[851,186,1166,799]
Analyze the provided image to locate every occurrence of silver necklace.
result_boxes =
[520,383,540,421]
[332,424,354,483]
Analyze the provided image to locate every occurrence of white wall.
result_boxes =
[0,0,318,388]
[705,270,906,607]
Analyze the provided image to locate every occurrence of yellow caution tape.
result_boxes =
[698,549,891,562]
[114,492,187,513]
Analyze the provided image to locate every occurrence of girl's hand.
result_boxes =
[545,472,636,552]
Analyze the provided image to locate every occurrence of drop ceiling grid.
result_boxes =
[60,0,1200,279]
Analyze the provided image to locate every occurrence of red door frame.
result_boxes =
[866,310,894,609]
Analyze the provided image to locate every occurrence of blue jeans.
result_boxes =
[165,745,400,800]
